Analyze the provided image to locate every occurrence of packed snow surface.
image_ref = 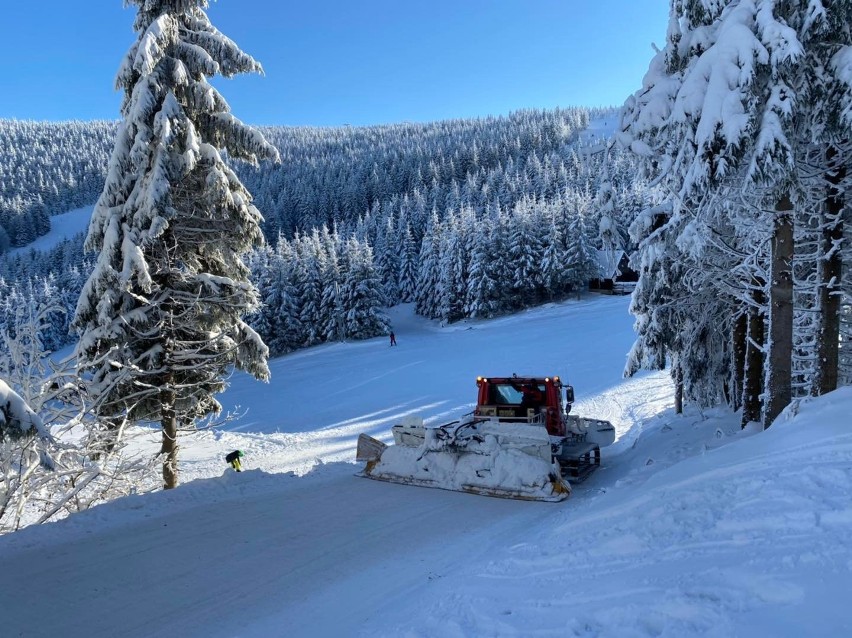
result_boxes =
[578,110,620,151]
[1,296,850,637]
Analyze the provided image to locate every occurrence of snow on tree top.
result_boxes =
[0,379,47,441]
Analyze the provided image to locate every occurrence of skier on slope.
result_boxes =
[225,450,244,472]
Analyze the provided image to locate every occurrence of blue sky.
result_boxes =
[0,1,668,127]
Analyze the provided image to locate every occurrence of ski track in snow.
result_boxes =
[577,111,620,154]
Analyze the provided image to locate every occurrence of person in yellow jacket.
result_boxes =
[225,450,244,472]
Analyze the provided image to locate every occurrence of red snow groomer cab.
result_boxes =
[475,375,572,436]
[356,374,616,502]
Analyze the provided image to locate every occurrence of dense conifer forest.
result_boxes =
[0,120,115,249]
[1,108,655,356]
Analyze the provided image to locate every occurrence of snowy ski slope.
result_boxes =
[1,296,850,637]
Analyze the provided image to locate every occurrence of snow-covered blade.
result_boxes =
[357,419,571,502]
[565,414,616,448]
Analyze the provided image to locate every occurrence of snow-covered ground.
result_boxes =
[578,110,620,151]
[1,295,850,637]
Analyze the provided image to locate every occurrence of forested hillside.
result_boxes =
[0,120,115,250]
[1,108,657,356]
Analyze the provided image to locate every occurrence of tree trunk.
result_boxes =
[674,364,683,415]
[732,309,747,412]
[765,198,794,428]
[161,384,178,490]
[814,147,844,395]
[742,281,765,427]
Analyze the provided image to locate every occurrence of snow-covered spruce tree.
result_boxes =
[563,196,600,294]
[319,242,345,343]
[539,209,567,299]
[244,245,273,342]
[507,198,544,309]
[298,233,323,347]
[620,3,748,417]
[341,239,390,339]
[415,214,443,319]
[375,216,401,306]
[620,0,852,427]
[398,223,419,303]
[73,0,279,489]
[438,210,471,324]
[464,221,501,318]
[620,198,730,413]
[595,162,626,256]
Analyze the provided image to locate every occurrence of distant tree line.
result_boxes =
[1,107,655,359]
[0,233,89,353]
[0,120,116,250]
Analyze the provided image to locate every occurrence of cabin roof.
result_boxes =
[595,249,626,279]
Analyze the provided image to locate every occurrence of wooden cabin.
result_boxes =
[589,249,638,294]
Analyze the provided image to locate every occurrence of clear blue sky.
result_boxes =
[0,1,668,127]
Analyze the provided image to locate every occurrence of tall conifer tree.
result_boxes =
[621,0,852,426]
[73,0,279,488]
